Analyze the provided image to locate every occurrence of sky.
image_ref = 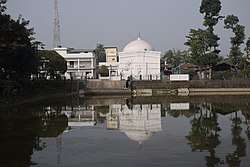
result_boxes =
[6,0,250,56]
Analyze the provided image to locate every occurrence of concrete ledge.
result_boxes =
[135,89,153,96]
[189,88,250,95]
[84,89,131,96]
[178,88,189,96]
[190,88,250,92]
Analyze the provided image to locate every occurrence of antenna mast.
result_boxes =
[53,0,61,48]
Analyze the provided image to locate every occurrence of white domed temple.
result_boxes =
[118,37,161,80]
[55,36,161,80]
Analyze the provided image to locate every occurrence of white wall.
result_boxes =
[118,51,161,80]
[54,48,96,79]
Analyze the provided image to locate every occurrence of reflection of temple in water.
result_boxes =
[106,103,162,145]
[120,104,162,145]
[61,106,97,127]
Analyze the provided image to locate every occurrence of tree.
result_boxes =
[38,50,67,79]
[186,103,222,166]
[162,49,190,68]
[185,29,209,69]
[95,43,106,63]
[96,65,109,77]
[199,0,223,79]
[224,15,245,69]
[163,49,174,64]
[226,111,246,167]
[0,2,37,79]
[174,49,190,65]
[185,1,222,79]
[0,0,7,13]
[200,0,222,29]
[244,37,250,61]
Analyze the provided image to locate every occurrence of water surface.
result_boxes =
[0,95,250,167]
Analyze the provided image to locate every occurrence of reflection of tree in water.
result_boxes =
[242,110,250,141]
[0,109,41,166]
[0,104,67,167]
[226,110,246,167]
[168,110,181,118]
[186,103,221,167]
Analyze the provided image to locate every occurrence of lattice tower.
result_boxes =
[53,0,61,48]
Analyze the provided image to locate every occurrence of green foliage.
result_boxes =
[200,0,222,27]
[185,28,221,68]
[224,15,245,68]
[96,65,109,77]
[0,0,7,13]
[95,43,106,63]
[184,0,223,80]
[185,29,209,67]
[95,106,109,114]
[224,15,239,29]
[212,71,234,80]
[198,0,222,79]
[199,0,222,50]
[162,49,189,67]
[244,37,250,66]
[38,50,67,79]
[0,3,37,79]
[186,69,197,80]
[245,37,250,55]
[163,49,174,64]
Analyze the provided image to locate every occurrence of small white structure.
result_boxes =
[54,47,96,79]
[118,37,161,80]
[170,74,189,81]
[170,103,190,110]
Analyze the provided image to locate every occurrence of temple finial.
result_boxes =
[138,32,141,39]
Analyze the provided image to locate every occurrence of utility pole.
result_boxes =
[53,0,61,48]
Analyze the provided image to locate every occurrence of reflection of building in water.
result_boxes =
[119,104,162,145]
[61,105,97,126]
[107,115,119,129]
[170,103,190,110]
[106,104,120,130]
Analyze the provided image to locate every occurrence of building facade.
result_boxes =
[118,37,161,80]
[99,47,119,80]
[105,47,118,62]
[54,47,96,79]
[55,37,161,80]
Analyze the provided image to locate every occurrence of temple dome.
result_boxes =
[123,37,154,52]
[124,131,154,144]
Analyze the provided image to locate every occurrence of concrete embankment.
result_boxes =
[189,88,250,95]
[82,79,250,96]
[132,79,250,96]
[83,79,131,96]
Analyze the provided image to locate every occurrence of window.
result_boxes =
[69,61,74,68]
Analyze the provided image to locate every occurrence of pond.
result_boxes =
[0,95,250,167]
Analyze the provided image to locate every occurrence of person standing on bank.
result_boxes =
[126,76,131,89]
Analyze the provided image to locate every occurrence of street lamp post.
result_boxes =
[109,65,112,80]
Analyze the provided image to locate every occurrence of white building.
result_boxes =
[118,37,161,80]
[54,47,96,79]
[54,37,161,81]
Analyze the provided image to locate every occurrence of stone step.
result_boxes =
[86,80,126,90]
